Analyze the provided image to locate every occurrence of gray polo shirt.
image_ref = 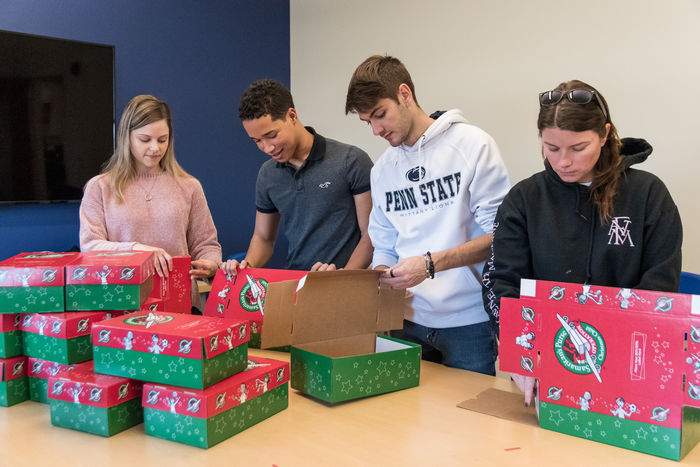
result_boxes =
[255,127,373,270]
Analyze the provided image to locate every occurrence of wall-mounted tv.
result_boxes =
[0,30,114,204]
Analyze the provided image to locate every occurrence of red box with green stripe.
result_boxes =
[1,355,29,406]
[0,314,23,358]
[20,311,110,364]
[28,357,93,403]
[204,267,306,348]
[92,312,249,389]
[0,252,80,314]
[142,355,289,448]
[48,361,143,436]
[499,279,700,461]
[65,251,154,311]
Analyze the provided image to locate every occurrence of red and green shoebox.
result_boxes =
[28,358,93,403]
[65,250,154,311]
[1,355,29,406]
[0,314,22,358]
[142,355,289,448]
[48,361,143,436]
[0,251,80,314]
[144,256,192,314]
[500,279,700,461]
[20,311,109,364]
[92,312,250,389]
[204,267,306,348]
[258,270,420,404]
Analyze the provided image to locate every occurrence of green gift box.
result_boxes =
[261,270,421,403]
[1,355,29,407]
[65,251,154,311]
[0,251,80,314]
[48,361,143,436]
[92,312,249,389]
[28,357,93,403]
[143,355,289,448]
[0,314,23,358]
[21,312,109,364]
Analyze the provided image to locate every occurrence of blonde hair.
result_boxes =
[101,95,189,203]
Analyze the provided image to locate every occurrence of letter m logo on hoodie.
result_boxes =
[608,217,635,246]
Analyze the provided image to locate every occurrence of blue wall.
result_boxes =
[0,0,290,264]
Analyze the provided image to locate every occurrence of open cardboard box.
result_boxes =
[204,267,306,348]
[499,279,700,461]
[260,269,420,403]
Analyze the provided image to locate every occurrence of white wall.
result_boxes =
[290,0,700,273]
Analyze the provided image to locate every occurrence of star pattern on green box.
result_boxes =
[28,376,48,403]
[0,287,64,313]
[50,397,143,437]
[144,384,288,448]
[539,401,685,460]
[0,377,29,406]
[22,333,92,365]
[65,284,142,310]
[94,343,247,389]
[0,330,23,358]
[291,346,420,403]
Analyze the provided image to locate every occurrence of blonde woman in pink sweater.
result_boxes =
[79,95,222,299]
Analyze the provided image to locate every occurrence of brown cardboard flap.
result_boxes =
[457,388,538,426]
[294,333,378,358]
[261,270,410,349]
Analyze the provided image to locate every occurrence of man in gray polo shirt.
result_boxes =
[222,79,373,274]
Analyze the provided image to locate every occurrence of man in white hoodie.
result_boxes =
[345,55,510,375]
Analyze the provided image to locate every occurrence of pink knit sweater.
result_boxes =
[79,172,222,264]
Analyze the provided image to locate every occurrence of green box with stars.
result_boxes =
[0,251,82,314]
[20,312,110,365]
[261,270,421,403]
[0,314,23,358]
[92,312,250,389]
[143,356,289,448]
[1,355,29,406]
[48,362,143,437]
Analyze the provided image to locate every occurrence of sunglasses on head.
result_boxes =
[539,89,608,121]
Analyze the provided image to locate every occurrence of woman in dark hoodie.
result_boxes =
[481,79,682,404]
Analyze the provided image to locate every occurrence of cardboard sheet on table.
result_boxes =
[458,388,538,426]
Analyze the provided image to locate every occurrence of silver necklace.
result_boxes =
[137,175,158,201]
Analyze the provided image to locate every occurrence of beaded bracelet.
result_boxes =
[424,251,435,279]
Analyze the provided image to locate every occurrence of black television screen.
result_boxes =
[0,30,114,203]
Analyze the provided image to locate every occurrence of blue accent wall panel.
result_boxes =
[0,0,290,265]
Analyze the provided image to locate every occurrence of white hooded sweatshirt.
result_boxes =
[369,109,511,328]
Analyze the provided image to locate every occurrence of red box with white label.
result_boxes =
[204,268,306,347]
[65,251,154,311]
[143,256,192,314]
[499,279,700,460]
[48,361,143,436]
[0,251,80,313]
[142,355,289,448]
[1,355,28,406]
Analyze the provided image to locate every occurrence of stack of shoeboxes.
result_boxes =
[92,311,290,448]
[0,251,155,437]
[0,252,81,407]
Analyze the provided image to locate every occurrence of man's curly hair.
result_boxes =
[238,79,295,121]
